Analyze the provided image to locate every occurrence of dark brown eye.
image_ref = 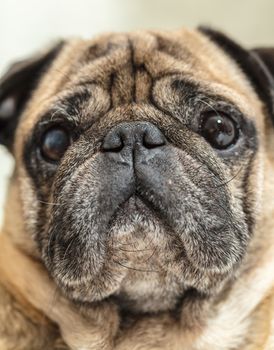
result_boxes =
[200,112,239,150]
[41,127,71,162]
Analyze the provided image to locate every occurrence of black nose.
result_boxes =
[102,122,166,153]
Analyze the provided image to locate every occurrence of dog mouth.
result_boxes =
[109,194,159,227]
[105,196,188,312]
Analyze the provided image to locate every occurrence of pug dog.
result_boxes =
[0,27,274,350]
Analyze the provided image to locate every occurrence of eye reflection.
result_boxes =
[200,112,239,149]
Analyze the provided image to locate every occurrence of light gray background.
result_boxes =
[0,0,274,224]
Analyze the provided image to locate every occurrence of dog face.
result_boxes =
[1,28,273,313]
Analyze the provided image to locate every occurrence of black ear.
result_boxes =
[198,27,274,122]
[0,41,64,150]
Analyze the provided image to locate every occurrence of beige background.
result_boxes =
[0,0,274,224]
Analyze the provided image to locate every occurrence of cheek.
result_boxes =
[2,171,40,257]
[249,150,264,218]
[18,171,40,237]
[226,150,263,242]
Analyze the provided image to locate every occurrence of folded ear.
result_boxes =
[198,27,274,122]
[0,41,64,150]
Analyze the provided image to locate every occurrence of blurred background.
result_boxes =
[0,0,274,224]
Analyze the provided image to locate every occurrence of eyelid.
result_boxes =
[197,101,244,125]
[38,107,80,125]
[36,115,79,134]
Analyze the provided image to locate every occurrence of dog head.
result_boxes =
[1,28,273,313]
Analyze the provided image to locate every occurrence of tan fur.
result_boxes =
[1,28,274,349]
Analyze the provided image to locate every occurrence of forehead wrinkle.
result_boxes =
[77,32,198,105]
[68,47,132,95]
[38,31,208,113]
[23,29,264,134]
[71,36,135,107]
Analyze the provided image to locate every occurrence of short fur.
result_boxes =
[0,27,274,349]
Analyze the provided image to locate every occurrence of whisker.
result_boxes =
[116,247,154,253]
[47,230,56,262]
[113,259,159,273]
[38,199,61,206]
[143,247,158,263]
[210,166,243,189]
[61,236,78,262]
[196,97,222,117]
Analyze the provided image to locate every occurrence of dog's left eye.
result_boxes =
[40,127,71,162]
[200,112,239,150]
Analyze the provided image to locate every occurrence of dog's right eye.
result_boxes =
[40,127,71,162]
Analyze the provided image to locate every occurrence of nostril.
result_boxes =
[143,128,166,149]
[102,132,124,152]
[102,122,166,154]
